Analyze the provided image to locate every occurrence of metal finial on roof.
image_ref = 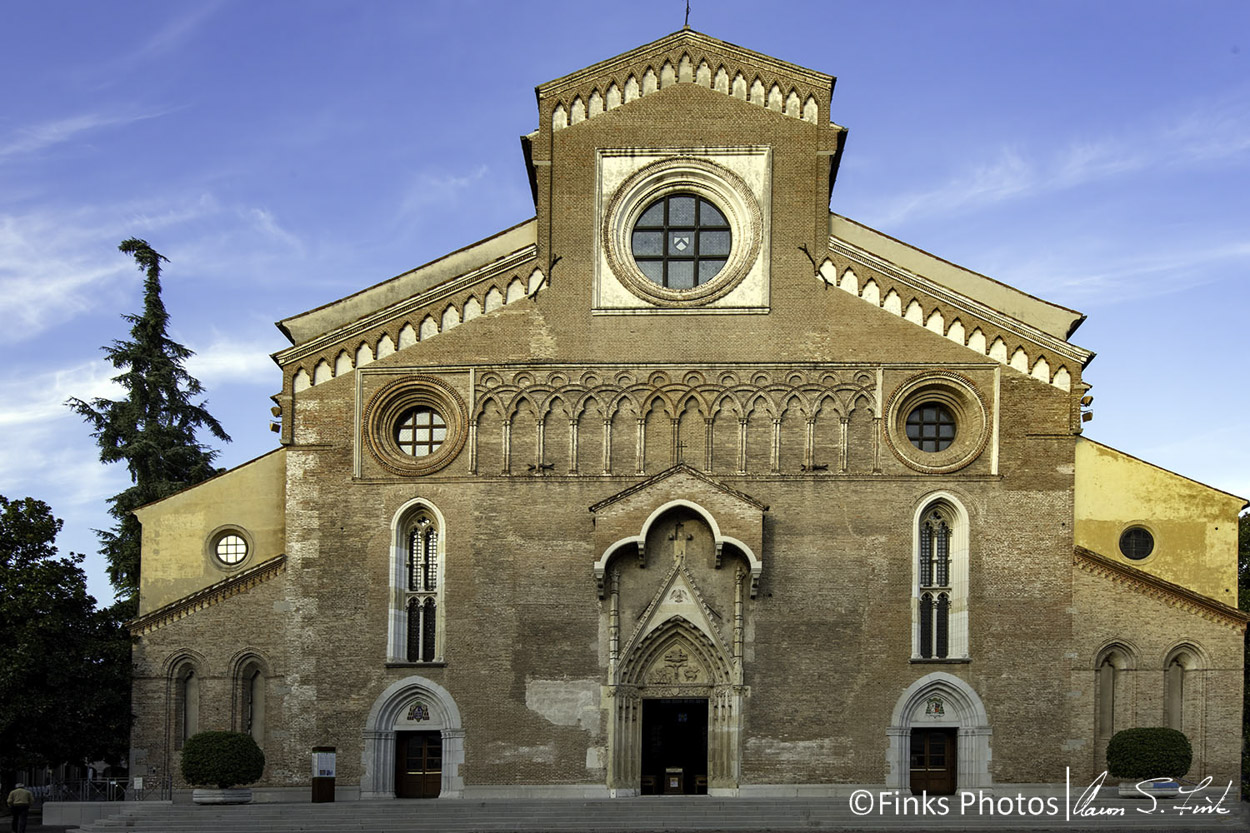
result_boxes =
[684,1,691,29]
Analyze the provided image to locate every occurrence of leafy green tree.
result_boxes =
[68,239,229,603]
[0,496,131,788]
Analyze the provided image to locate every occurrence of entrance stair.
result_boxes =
[70,795,1248,833]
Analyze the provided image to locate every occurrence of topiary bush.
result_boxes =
[180,731,265,789]
[1106,727,1192,780]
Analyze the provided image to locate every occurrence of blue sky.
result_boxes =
[2,1,1247,605]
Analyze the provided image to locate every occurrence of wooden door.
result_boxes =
[395,731,442,798]
[909,728,956,795]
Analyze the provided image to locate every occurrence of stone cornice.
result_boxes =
[590,463,769,513]
[1073,547,1248,630]
[128,555,287,637]
[273,246,538,368]
[537,29,833,99]
[828,236,1094,368]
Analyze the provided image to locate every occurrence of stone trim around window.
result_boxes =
[363,375,468,476]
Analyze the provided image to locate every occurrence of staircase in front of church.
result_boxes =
[69,795,1250,833]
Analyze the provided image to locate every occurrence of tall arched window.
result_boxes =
[1163,644,1204,741]
[238,660,266,746]
[174,663,199,748]
[1164,656,1184,731]
[913,498,968,659]
[389,503,445,663]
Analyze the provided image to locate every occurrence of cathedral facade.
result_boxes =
[127,30,1245,800]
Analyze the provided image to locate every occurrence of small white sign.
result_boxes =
[313,751,337,778]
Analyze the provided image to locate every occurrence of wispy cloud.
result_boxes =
[0,110,172,159]
[0,360,121,429]
[868,87,1250,227]
[243,207,305,255]
[0,193,291,343]
[398,165,491,215]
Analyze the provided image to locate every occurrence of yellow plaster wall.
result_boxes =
[1074,438,1243,603]
[133,449,286,615]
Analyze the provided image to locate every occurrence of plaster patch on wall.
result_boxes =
[745,737,850,765]
[526,679,601,732]
[486,741,556,764]
[586,745,605,771]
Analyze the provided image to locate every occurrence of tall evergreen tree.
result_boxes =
[69,239,230,603]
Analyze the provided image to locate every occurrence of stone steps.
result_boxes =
[72,796,1249,833]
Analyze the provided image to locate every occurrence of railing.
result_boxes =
[41,777,171,802]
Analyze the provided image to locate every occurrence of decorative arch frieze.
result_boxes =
[818,252,1087,393]
[546,45,826,134]
[474,366,877,479]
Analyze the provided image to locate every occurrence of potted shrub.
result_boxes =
[1106,727,1191,798]
[181,731,265,804]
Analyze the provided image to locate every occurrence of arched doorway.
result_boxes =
[887,672,991,794]
[361,675,464,799]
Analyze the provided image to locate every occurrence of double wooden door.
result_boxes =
[396,731,442,798]
[909,728,957,795]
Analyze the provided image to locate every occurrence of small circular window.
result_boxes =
[206,527,252,570]
[1119,527,1154,560]
[215,534,248,565]
[395,406,447,457]
[906,403,957,452]
[630,194,731,290]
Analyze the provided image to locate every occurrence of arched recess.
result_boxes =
[361,675,464,800]
[608,614,743,796]
[1094,641,1138,749]
[595,501,757,796]
[163,650,205,754]
[1163,642,1207,770]
[228,650,273,747]
[887,672,992,791]
[593,498,762,597]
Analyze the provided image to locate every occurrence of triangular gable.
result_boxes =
[538,29,838,135]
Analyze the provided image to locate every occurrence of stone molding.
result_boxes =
[1074,547,1249,630]
[128,555,287,636]
[825,236,1090,391]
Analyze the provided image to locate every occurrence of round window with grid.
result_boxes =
[395,406,447,457]
[630,193,731,290]
[215,533,248,566]
[906,403,957,452]
[1119,526,1154,560]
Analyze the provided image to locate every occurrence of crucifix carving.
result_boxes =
[668,522,693,564]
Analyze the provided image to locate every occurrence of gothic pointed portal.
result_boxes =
[601,505,750,796]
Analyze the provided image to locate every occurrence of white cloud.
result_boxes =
[243,207,305,255]
[398,165,491,214]
[186,337,281,387]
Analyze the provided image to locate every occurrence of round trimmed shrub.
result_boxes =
[180,731,265,789]
[1106,727,1192,780]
